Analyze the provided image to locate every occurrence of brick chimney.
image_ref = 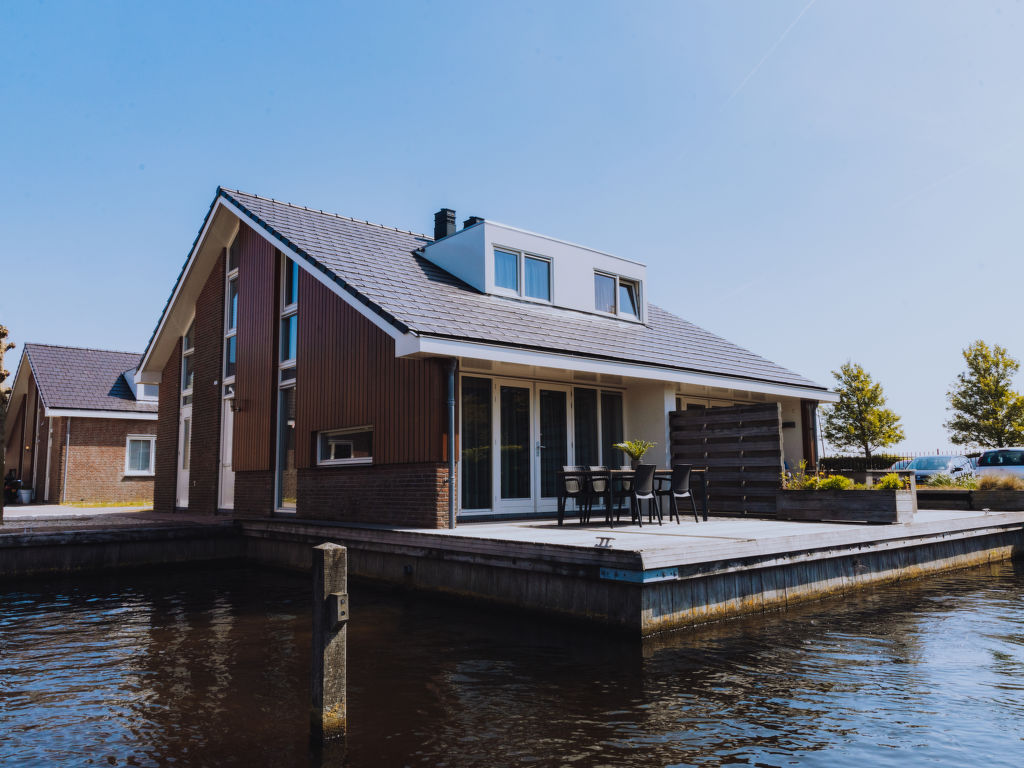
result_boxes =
[433,208,456,241]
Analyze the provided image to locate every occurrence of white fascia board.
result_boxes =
[216,197,420,353]
[45,408,159,421]
[484,220,646,268]
[411,336,839,402]
[138,200,227,377]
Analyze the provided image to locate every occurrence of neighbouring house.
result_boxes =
[135,188,836,527]
[3,344,159,505]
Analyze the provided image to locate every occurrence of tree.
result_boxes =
[945,340,1024,448]
[822,361,904,460]
[1,324,14,522]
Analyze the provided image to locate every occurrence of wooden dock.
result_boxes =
[240,508,1024,635]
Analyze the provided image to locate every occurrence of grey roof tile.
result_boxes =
[220,188,826,392]
[25,344,157,414]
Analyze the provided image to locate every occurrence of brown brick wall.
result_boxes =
[186,250,226,515]
[154,338,181,513]
[297,463,450,528]
[234,470,274,517]
[61,417,156,504]
[47,416,68,503]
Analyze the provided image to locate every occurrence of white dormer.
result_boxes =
[421,211,648,322]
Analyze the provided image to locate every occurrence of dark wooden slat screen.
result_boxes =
[669,403,784,517]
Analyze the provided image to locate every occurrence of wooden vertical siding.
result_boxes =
[670,403,785,516]
[295,271,446,468]
[233,223,278,472]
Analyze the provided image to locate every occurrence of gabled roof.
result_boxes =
[22,344,157,414]
[218,188,827,391]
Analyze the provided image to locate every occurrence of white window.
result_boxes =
[138,383,159,401]
[225,239,239,381]
[181,318,195,405]
[125,435,156,476]
[594,272,642,320]
[317,427,373,466]
[493,246,552,302]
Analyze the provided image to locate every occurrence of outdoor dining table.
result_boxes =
[556,467,709,526]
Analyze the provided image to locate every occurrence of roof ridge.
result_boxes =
[25,342,143,357]
[220,187,432,241]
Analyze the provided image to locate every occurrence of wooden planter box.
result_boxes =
[970,490,1024,512]
[916,488,971,511]
[776,489,916,524]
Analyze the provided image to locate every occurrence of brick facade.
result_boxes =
[59,417,156,504]
[234,470,275,517]
[297,463,450,527]
[154,338,181,513]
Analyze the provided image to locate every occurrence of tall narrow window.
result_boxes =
[181,320,195,405]
[224,239,239,380]
[573,388,600,465]
[276,254,298,511]
[461,377,492,510]
[600,391,624,467]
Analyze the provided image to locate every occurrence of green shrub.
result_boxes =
[925,473,977,489]
[873,472,908,490]
[978,473,1024,491]
[817,474,855,491]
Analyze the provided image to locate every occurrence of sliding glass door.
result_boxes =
[460,376,623,515]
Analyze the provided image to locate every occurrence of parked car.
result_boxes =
[905,455,974,484]
[977,448,1024,479]
[887,459,913,471]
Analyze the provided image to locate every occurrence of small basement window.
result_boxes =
[317,427,373,466]
[125,435,156,476]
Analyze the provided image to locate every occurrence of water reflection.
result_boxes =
[1,561,1023,767]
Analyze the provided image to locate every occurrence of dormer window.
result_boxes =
[493,246,551,302]
[595,272,642,320]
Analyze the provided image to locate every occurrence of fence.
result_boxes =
[818,450,981,473]
[669,403,784,517]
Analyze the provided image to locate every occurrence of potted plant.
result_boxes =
[613,439,657,468]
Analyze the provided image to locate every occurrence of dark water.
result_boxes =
[2,562,1023,768]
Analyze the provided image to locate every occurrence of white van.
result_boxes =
[977,448,1024,479]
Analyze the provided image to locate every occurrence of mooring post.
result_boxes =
[311,543,348,742]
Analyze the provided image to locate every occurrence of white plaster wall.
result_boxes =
[418,224,487,291]
[625,381,675,467]
[779,397,805,470]
[421,220,647,319]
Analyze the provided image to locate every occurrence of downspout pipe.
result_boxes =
[447,358,457,529]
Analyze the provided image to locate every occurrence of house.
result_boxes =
[3,344,159,504]
[135,187,836,527]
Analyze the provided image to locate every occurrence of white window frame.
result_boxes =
[181,316,196,404]
[137,383,159,402]
[594,271,643,321]
[124,434,156,476]
[492,245,553,304]
[316,426,374,467]
[224,244,239,384]
[275,253,299,513]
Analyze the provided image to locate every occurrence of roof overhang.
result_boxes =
[404,335,839,402]
[138,187,835,403]
[3,349,34,444]
[137,190,419,384]
[44,408,158,421]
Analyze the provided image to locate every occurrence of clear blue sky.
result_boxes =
[3,1,1022,451]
